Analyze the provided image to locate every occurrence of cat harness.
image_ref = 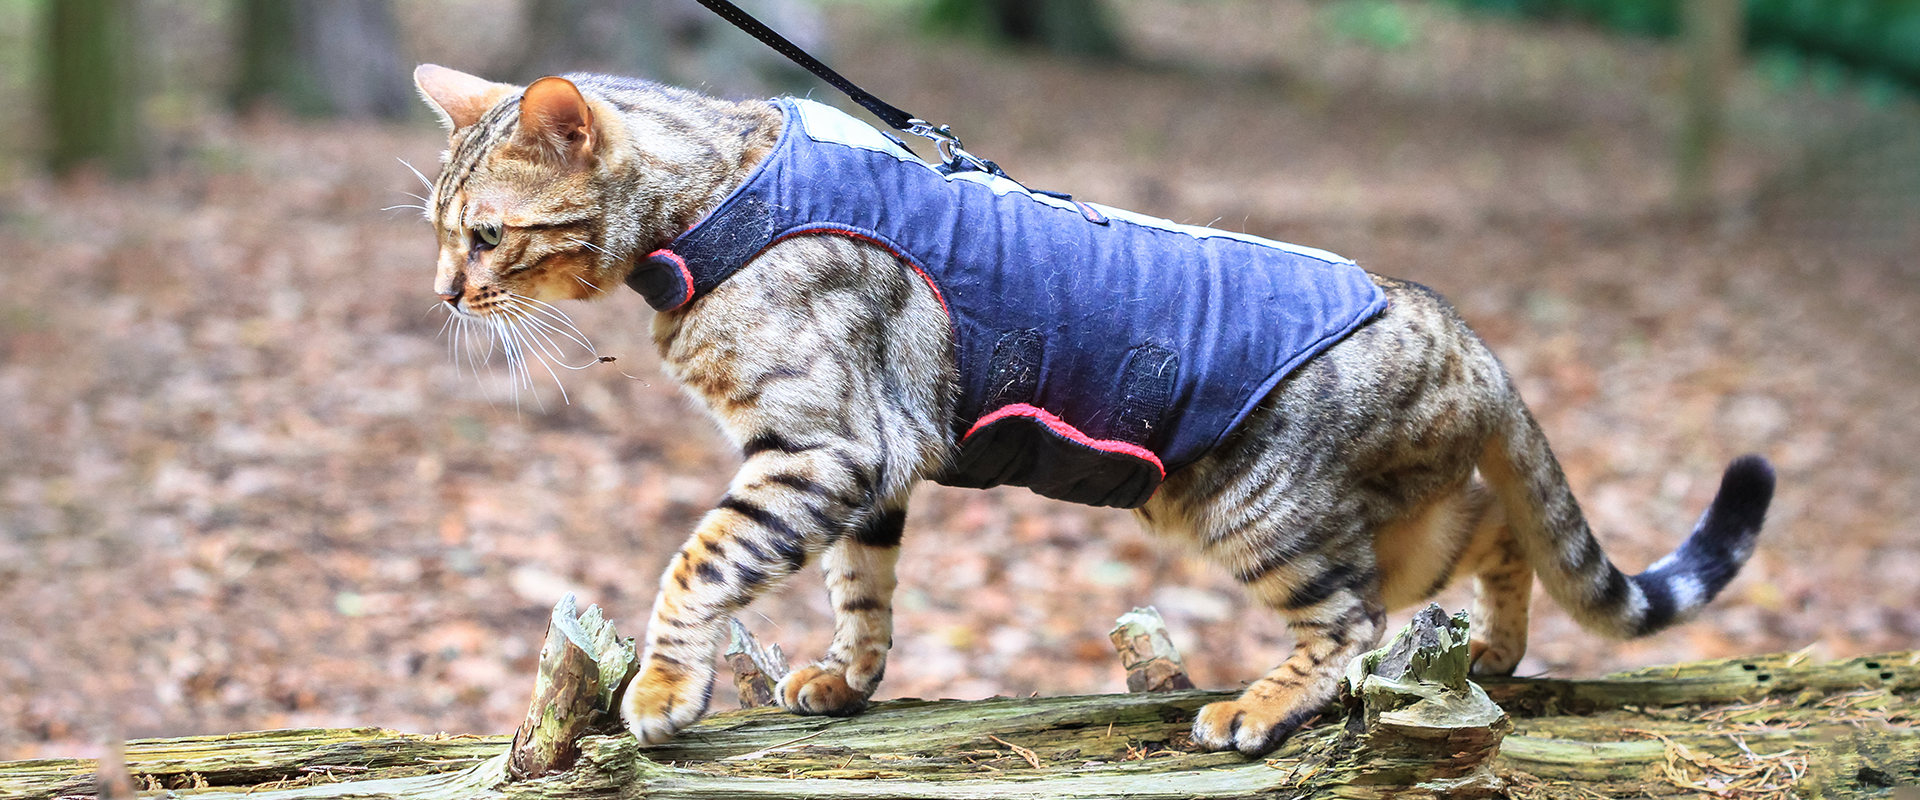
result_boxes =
[626,98,1387,509]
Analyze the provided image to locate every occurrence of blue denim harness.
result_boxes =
[627,99,1387,508]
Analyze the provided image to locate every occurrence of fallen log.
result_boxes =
[4,599,1913,799]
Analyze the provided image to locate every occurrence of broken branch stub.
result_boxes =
[1331,603,1511,794]
[1109,606,1195,692]
[725,617,790,709]
[507,593,639,780]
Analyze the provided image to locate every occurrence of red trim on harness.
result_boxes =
[646,248,695,309]
[964,403,1166,479]
[770,226,951,318]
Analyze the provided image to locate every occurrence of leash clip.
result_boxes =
[907,118,1006,178]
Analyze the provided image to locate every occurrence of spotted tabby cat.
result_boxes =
[412,65,1774,756]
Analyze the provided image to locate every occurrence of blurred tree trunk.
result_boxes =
[230,0,411,119]
[1676,0,1743,216]
[509,0,825,98]
[42,0,142,177]
[925,0,1124,58]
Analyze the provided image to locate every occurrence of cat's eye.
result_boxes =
[474,224,502,248]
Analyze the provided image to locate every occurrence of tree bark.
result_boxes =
[230,0,411,119]
[507,594,638,779]
[41,0,142,177]
[1675,0,1743,217]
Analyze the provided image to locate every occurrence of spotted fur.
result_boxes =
[413,66,1775,757]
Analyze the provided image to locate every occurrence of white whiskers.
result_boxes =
[567,237,617,258]
[433,293,604,412]
[397,158,437,221]
[398,158,435,193]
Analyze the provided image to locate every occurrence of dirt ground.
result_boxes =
[3,0,1918,758]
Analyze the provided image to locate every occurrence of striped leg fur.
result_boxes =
[1464,532,1532,675]
[622,235,951,745]
[620,446,876,743]
[1192,555,1387,755]
[777,505,906,717]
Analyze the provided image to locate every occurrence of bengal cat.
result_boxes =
[411,64,1774,757]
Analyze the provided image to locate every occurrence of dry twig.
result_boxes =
[987,735,1042,769]
[1626,729,1806,800]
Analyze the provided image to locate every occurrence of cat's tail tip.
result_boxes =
[1629,454,1774,635]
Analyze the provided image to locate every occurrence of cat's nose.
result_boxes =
[438,269,467,305]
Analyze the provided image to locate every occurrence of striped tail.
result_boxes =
[1480,402,1776,639]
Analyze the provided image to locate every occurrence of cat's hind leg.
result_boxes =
[1380,480,1533,675]
[776,504,906,716]
[1465,530,1532,675]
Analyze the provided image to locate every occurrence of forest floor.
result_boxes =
[2,0,1918,759]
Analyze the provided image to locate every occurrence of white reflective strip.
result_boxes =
[946,170,1083,214]
[792,98,920,161]
[1086,203,1354,265]
[790,98,1353,265]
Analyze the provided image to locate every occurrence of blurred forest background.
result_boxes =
[2,0,1918,760]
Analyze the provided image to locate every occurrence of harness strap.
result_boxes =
[694,0,1010,178]
[694,0,916,131]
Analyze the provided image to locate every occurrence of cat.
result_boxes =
[410,64,1774,757]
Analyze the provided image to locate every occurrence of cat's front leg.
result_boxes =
[776,504,906,716]
[621,446,879,744]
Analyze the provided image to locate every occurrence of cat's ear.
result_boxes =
[517,76,597,167]
[413,64,519,132]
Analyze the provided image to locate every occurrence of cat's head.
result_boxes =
[412,64,627,321]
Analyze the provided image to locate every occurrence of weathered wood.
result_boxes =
[507,594,638,779]
[6,587,1913,800]
[1481,649,1920,714]
[1107,606,1194,693]
[726,617,790,710]
[1327,605,1510,795]
[4,728,509,799]
[5,671,1916,799]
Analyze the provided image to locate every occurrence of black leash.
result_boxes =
[694,0,1006,178]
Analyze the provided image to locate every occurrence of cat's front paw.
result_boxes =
[620,666,710,744]
[775,665,869,717]
[1190,698,1321,756]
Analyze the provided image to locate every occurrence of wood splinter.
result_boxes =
[1109,606,1195,693]
[507,593,639,780]
[725,616,791,709]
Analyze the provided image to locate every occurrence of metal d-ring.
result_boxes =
[906,118,999,176]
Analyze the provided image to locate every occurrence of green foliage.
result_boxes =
[1325,0,1419,49]
[1745,0,1920,89]
[923,0,1124,57]
[1445,0,1920,93]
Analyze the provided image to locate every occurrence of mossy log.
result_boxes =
[6,603,1914,800]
